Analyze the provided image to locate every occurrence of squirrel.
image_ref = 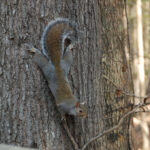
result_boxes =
[26,18,87,118]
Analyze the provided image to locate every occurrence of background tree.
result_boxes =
[0,0,132,150]
[127,0,150,149]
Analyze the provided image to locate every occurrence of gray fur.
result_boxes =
[60,49,73,77]
[40,18,77,86]
[28,18,86,117]
[33,54,57,96]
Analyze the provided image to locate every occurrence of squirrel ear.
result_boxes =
[80,101,86,105]
[75,102,80,107]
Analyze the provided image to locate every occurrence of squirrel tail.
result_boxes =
[41,18,78,61]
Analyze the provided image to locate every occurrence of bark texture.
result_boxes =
[0,0,132,150]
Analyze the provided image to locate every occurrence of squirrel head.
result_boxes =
[75,102,87,118]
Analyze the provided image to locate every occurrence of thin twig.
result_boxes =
[62,120,79,150]
[80,103,149,150]
[103,75,146,99]
[122,91,145,99]
[103,75,119,88]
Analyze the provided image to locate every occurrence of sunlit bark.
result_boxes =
[137,0,145,97]
[136,0,149,149]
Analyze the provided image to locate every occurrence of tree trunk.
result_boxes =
[0,0,132,150]
[136,0,145,97]
[136,1,149,149]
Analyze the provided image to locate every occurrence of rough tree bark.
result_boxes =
[0,0,132,150]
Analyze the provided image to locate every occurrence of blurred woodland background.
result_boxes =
[127,0,150,150]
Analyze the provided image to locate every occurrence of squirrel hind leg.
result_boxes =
[63,38,72,54]
[62,30,77,57]
[60,50,73,77]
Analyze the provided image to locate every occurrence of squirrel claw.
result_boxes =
[23,44,42,55]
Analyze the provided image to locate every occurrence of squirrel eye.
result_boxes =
[79,110,83,113]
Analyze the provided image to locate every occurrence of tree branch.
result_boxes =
[103,75,146,99]
[62,120,79,150]
[80,103,150,150]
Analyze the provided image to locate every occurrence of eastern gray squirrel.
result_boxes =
[27,18,87,118]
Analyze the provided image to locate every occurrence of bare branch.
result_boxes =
[62,120,79,150]
[103,75,146,99]
[80,103,149,150]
